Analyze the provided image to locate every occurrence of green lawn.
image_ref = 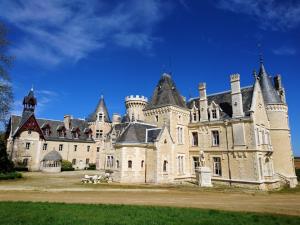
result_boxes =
[0,202,299,225]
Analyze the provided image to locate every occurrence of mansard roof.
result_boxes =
[258,63,282,104]
[10,115,94,143]
[187,86,254,119]
[87,95,111,122]
[144,73,187,110]
[116,122,160,144]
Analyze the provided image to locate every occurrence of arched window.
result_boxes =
[116,160,120,168]
[128,160,132,169]
[163,160,168,172]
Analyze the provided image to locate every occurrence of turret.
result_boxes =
[87,95,111,123]
[258,60,297,187]
[22,88,37,112]
[125,95,148,122]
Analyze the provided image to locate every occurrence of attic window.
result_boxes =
[212,109,217,119]
[98,113,104,122]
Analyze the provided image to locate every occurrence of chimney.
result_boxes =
[274,74,286,103]
[199,83,208,122]
[64,115,72,130]
[230,74,244,118]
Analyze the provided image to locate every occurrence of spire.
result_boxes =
[144,73,186,110]
[258,60,282,104]
[87,95,111,122]
[22,87,37,112]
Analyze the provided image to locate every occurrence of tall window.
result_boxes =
[177,127,183,144]
[163,160,168,172]
[97,147,100,152]
[212,109,217,119]
[155,115,159,122]
[59,144,63,151]
[193,157,200,172]
[98,113,103,122]
[116,160,120,168]
[86,158,90,165]
[43,143,48,151]
[87,146,90,152]
[23,158,28,166]
[212,130,220,146]
[192,132,198,146]
[193,112,197,122]
[141,160,144,168]
[74,145,77,151]
[25,142,30,150]
[177,155,184,174]
[128,160,132,169]
[106,156,114,168]
[213,157,222,176]
[72,159,76,165]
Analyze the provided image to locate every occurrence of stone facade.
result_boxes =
[6,61,298,190]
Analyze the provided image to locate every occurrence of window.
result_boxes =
[87,146,90,152]
[212,109,217,119]
[116,160,120,168]
[193,112,197,122]
[193,157,200,172]
[72,159,76,165]
[163,160,168,172]
[99,130,103,138]
[212,130,220,146]
[106,156,114,168]
[43,128,50,136]
[86,158,90,165]
[192,132,198,146]
[58,130,66,138]
[177,127,183,144]
[23,158,28,166]
[155,115,159,122]
[128,160,132,169]
[97,147,100,152]
[96,130,103,139]
[141,160,144,168]
[25,142,30,150]
[59,144,63,151]
[98,113,103,121]
[213,157,222,176]
[74,145,77,151]
[177,155,184,174]
[43,143,48,151]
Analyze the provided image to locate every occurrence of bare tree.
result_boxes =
[0,22,14,128]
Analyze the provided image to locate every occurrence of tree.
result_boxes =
[0,132,14,173]
[0,21,14,128]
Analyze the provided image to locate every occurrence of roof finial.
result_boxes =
[31,84,34,91]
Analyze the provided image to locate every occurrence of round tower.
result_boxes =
[125,95,148,122]
[112,113,122,124]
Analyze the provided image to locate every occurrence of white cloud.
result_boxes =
[273,46,297,56]
[0,0,172,65]
[214,0,300,31]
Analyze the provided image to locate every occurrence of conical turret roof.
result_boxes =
[258,62,282,104]
[87,95,111,122]
[144,73,186,110]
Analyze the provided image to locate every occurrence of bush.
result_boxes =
[87,163,96,170]
[0,171,22,180]
[296,169,300,181]
[0,134,14,173]
[14,167,29,172]
[61,160,74,171]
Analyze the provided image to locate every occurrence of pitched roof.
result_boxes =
[187,86,254,119]
[258,63,282,104]
[144,73,187,110]
[116,122,159,143]
[87,96,111,122]
[10,115,94,143]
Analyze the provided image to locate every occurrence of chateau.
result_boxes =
[5,61,298,189]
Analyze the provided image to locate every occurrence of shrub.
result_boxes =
[296,169,300,181]
[0,171,22,180]
[0,134,14,173]
[87,163,96,170]
[61,160,74,171]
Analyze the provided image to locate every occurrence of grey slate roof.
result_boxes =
[43,150,62,161]
[10,115,94,143]
[258,63,282,104]
[116,123,160,144]
[144,73,187,110]
[146,128,162,142]
[187,86,254,119]
[86,96,111,122]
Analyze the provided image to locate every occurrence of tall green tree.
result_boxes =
[0,132,14,173]
[0,21,14,128]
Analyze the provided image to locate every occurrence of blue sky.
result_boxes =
[1,0,300,155]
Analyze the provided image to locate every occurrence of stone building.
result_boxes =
[5,60,298,189]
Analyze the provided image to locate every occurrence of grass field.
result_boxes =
[0,202,299,225]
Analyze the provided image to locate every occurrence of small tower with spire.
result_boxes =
[257,59,297,187]
[23,87,37,112]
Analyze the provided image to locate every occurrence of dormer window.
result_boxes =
[98,113,104,122]
[41,124,51,137]
[212,109,217,119]
[209,101,220,121]
[57,125,66,138]
[71,127,80,139]
[84,128,93,139]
